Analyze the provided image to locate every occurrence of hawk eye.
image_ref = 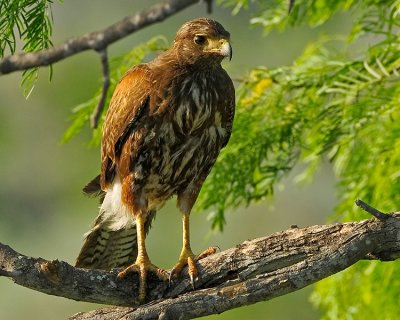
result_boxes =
[194,35,206,45]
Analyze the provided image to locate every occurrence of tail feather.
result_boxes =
[76,216,138,269]
[83,175,105,201]
[76,176,156,270]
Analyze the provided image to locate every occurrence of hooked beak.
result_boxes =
[219,39,232,61]
[207,38,232,61]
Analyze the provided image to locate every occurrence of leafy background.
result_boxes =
[0,0,399,319]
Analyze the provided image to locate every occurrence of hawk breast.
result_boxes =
[141,73,229,207]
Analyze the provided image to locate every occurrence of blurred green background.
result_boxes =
[0,1,351,319]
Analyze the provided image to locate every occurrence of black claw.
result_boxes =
[190,274,195,289]
[168,270,176,287]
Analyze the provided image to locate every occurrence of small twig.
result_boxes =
[355,199,389,221]
[204,0,213,14]
[288,0,295,14]
[91,49,110,128]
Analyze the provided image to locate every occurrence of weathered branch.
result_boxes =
[0,0,199,75]
[1,207,399,319]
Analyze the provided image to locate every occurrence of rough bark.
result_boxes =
[1,207,399,320]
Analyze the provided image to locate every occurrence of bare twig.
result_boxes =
[204,0,213,14]
[355,199,389,221]
[0,0,199,75]
[1,213,400,320]
[288,0,295,14]
[91,49,110,128]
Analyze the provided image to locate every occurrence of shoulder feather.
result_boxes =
[100,64,152,189]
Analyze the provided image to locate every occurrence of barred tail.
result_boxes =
[76,175,155,270]
[75,214,138,270]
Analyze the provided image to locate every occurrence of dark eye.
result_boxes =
[194,35,206,45]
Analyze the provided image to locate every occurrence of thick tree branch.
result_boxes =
[1,205,400,319]
[0,0,199,75]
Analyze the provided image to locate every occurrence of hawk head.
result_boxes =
[173,18,232,65]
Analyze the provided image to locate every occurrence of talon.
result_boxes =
[138,265,147,301]
[189,273,195,289]
[118,261,167,302]
[196,246,218,260]
[170,245,217,289]
[187,256,197,289]
[169,264,183,284]
[156,268,169,281]
[117,264,139,278]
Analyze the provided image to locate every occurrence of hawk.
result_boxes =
[76,18,235,301]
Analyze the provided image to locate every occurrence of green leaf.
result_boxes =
[0,0,62,95]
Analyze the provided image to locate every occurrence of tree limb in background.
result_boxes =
[91,49,110,129]
[0,0,199,75]
[1,203,399,320]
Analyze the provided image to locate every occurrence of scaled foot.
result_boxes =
[118,258,168,302]
[169,246,217,288]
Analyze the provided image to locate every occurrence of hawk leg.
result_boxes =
[170,212,217,288]
[118,214,168,302]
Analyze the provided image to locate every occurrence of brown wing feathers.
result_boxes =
[76,66,152,270]
[100,65,151,190]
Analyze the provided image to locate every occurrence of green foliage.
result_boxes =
[311,261,400,319]
[208,0,400,319]
[0,0,62,96]
[199,36,400,224]
[0,0,56,55]
[221,0,400,38]
[61,36,168,146]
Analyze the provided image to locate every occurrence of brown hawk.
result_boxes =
[76,18,235,301]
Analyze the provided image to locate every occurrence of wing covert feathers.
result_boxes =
[101,65,151,190]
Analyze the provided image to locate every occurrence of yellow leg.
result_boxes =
[118,214,167,302]
[170,212,217,288]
